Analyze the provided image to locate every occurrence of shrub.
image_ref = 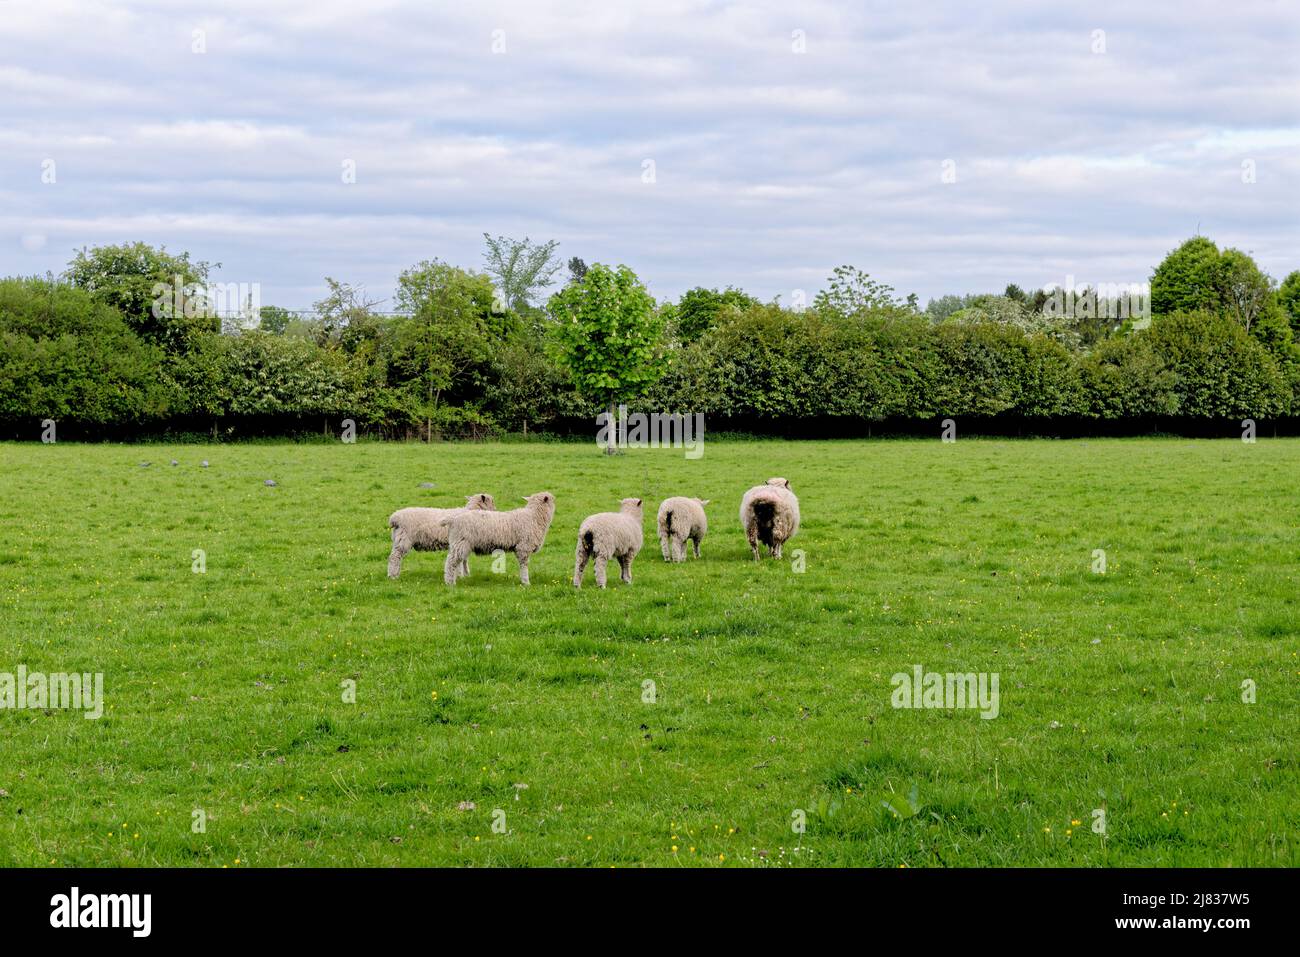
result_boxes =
[1078,334,1179,418]
[1145,311,1289,417]
[928,321,1028,416]
[220,331,355,417]
[0,278,171,426]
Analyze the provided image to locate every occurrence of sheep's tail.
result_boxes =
[751,499,777,544]
[663,509,673,534]
[581,529,595,554]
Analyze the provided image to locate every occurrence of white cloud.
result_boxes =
[1,0,1296,306]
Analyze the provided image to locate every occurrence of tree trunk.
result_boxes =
[605,400,617,455]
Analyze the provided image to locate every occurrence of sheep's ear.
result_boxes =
[699,499,710,506]
[635,498,643,507]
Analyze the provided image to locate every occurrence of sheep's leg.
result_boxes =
[573,540,590,588]
[692,534,702,559]
[660,532,671,561]
[618,553,633,585]
[672,536,685,563]
[444,542,465,586]
[747,523,761,561]
[516,548,531,586]
[593,555,608,589]
[387,541,409,579]
[461,555,471,577]
[772,541,783,560]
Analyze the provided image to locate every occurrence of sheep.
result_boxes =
[444,492,556,587]
[387,493,495,579]
[740,477,800,560]
[656,497,709,562]
[573,498,644,588]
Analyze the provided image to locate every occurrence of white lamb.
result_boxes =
[656,497,709,562]
[387,493,495,579]
[573,498,644,588]
[443,492,556,586]
[740,477,800,560]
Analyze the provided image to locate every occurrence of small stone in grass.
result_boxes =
[264,479,277,487]
[170,459,179,466]
[456,801,476,811]
[201,460,209,468]
[419,482,434,488]
[139,462,150,468]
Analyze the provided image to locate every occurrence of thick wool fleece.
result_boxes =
[656,496,709,562]
[387,493,495,579]
[443,492,556,586]
[574,498,644,588]
[739,477,800,560]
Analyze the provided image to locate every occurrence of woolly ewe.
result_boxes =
[574,498,645,588]
[387,493,495,579]
[444,492,556,586]
[739,477,800,560]
[656,497,709,562]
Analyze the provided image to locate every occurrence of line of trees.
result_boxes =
[2,235,1298,440]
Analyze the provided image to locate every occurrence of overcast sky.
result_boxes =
[2,0,1297,311]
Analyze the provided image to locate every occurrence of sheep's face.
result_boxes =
[619,497,643,515]
[767,477,791,490]
[466,493,495,510]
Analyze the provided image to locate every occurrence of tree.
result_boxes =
[311,278,382,346]
[390,260,497,441]
[1278,270,1300,330]
[482,234,562,312]
[1218,249,1273,333]
[813,265,901,318]
[673,286,759,343]
[1151,238,1280,334]
[548,263,662,453]
[567,257,588,284]
[924,294,967,322]
[1150,236,1225,316]
[486,333,577,434]
[257,305,295,335]
[63,241,219,352]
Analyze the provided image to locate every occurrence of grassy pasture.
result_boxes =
[0,437,1295,867]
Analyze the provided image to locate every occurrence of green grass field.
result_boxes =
[0,438,1295,867]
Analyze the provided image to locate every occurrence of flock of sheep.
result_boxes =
[386,478,801,588]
